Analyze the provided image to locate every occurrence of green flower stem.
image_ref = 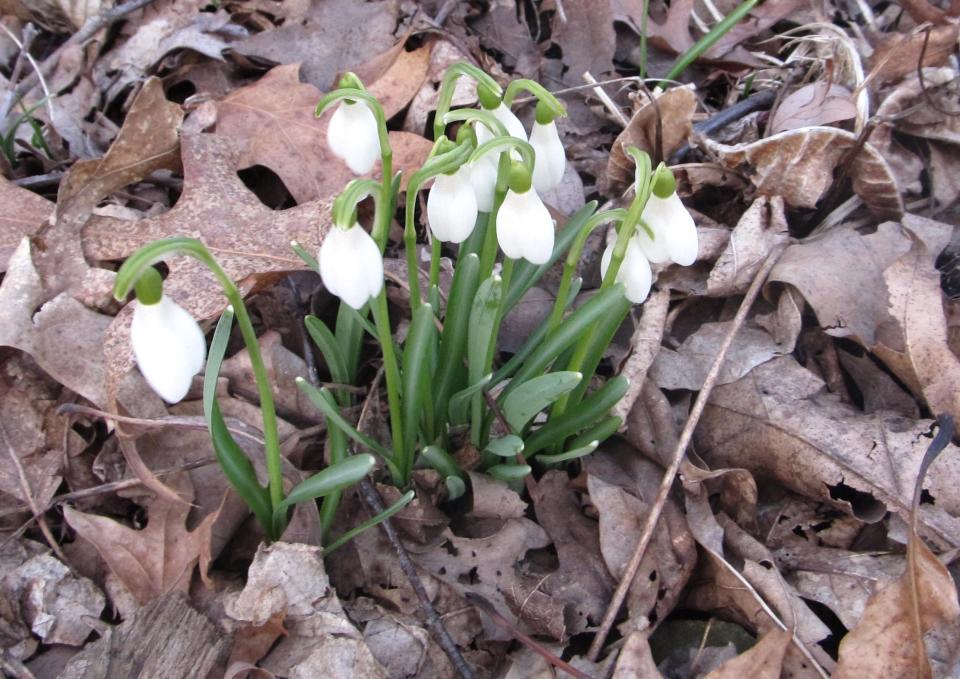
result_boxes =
[552,149,652,420]
[502,79,567,119]
[433,63,503,140]
[114,237,285,509]
[370,288,406,484]
[546,208,628,334]
[478,153,511,279]
[442,109,508,139]
[660,0,759,86]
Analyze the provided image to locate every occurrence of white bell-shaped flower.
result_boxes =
[496,187,554,265]
[600,235,652,304]
[476,103,527,145]
[530,120,566,193]
[637,192,698,266]
[327,100,381,175]
[428,166,478,243]
[131,295,206,403]
[467,156,498,212]
[319,223,384,309]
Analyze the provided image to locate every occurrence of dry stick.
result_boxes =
[582,71,630,127]
[586,241,788,662]
[9,0,159,105]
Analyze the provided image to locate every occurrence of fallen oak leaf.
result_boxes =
[0,177,52,273]
[64,472,222,605]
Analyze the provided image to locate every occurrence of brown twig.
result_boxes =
[586,241,788,661]
[10,0,159,105]
[466,593,593,679]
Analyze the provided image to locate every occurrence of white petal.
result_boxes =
[636,196,671,263]
[327,101,381,175]
[427,169,478,243]
[131,296,206,403]
[659,192,699,266]
[319,225,383,309]
[530,121,566,193]
[468,157,498,212]
[491,103,527,141]
[497,188,554,265]
[600,235,652,303]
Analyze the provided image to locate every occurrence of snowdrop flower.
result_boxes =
[496,167,554,265]
[600,234,653,304]
[529,110,565,193]
[635,172,698,266]
[131,288,206,404]
[428,166,479,243]
[475,102,526,145]
[327,100,381,175]
[319,223,383,309]
[467,156,498,212]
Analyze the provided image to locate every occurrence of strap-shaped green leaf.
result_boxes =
[325,489,415,554]
[485,435,524,457]
[468,275,502,443]
[335,303,366,384]
[537,440,600,465]
[502,371,582,432]
[444,475,466,500]
[290,240,319,271]
[487,463,532,482]
[524,375,629,456]
[502,283,627,398]
[569,416,621,451]
[435,253,480,425]
[295,379,402,482]
[448,374,492,426]
[203,308,273,534]
[503,201,596,312]
[305,315,349,390]
[420,445,462,479]
[277,454,375,513]
[402,303,437,469]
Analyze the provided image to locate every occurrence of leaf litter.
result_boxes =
[1,1,959,677]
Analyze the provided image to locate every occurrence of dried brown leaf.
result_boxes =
[834,539,960,678]
[868,25,960,85]
[607,86,697,193]
[0,177,52,273]
[0,381,60,511]
[704,629,791,679]
[364,43,431,119]
[708,195,789,297]
[695,356,960,547]
[64,472,221,605]
[551,0,616,84]
[768,82,857,135]
[706,127,904,219]
[612,632,663,678]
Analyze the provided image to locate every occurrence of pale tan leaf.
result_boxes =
[704,629,791,679]
[0,178,52,273]
[834,540,960,679]
[706,127,904,219]
[768,82,857,134]
[707,195,789,297]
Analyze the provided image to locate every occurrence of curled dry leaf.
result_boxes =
[2,540,105,647]
[707,195,789,297]
[64,472,222,606]
[705,126,904,219]
[768,81,857,135]
[694,356,960,548]
[226,542,386,677]
[607,86,697,193]
[834,538,960,678]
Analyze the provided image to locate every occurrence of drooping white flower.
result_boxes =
[319,224,383,309]
[476,102,527,146]
[600,234,652,304]
[327,100,380,175]
[131,295,206,403]
[428,166,479,243]
[636,192,698,266]
[496,187,554,265]
[530,120,566,193]
[467,156,498,212]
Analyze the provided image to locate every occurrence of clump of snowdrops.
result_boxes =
[112,63,698,543]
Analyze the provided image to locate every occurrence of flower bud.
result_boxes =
[319,223,384,309]
[131,295,206,403]
[496,187,554,265]
[428,166,479,243]
[327,100,381,175]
